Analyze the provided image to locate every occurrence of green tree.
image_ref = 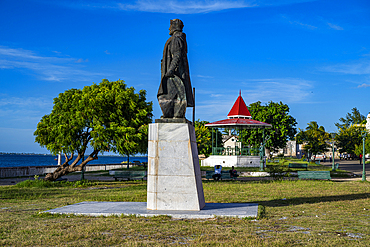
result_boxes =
[34,79,153,181]
[354,135,370,157]
[241,101,297,154]
[195,120,211,156]
[334,108,366,156]
[194,120,222,157]
[335,107,365,129]
[296,121,330,160]
[335,125,362,155]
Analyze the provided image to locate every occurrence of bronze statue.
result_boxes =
[157,19,194,119]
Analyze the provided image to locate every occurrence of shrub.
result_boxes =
[16,179,56,188]
[266,165,285,180]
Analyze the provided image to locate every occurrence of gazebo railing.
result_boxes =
[212,147,259,156]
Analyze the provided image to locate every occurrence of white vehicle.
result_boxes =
[311,153,325,161]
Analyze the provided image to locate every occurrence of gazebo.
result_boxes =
[201,92,272,168]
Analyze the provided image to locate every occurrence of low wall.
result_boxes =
[0,163,126,178]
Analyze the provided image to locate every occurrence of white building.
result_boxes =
[222,135,241,150]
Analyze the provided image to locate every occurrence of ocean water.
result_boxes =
[0,154,148,168]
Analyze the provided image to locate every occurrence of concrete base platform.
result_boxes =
[44,202,258,219]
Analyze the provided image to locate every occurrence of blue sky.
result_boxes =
[0,0,369,154]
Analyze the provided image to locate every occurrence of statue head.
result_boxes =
[169,19,184,35]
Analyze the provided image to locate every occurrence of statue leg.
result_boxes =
[173,98,186,118]
[172,77,187,118]
[158,95,174,118]
[157,76,187,119]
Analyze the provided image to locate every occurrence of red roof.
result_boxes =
[227,91,251,118]
[205,118,272,129]
[206,91,272,129]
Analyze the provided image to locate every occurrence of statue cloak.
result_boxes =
[157,32,194,107]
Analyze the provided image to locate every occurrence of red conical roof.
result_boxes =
[227,91,251,119]
[205,91,271,129]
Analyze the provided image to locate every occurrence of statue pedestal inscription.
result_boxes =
[147,121,205,211]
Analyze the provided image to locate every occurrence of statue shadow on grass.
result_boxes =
[252,192,370,207]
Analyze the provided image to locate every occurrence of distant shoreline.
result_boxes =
[0,152,147,158]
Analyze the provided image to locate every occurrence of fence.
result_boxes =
[0,163,125,178]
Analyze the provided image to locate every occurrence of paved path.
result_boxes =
[45,201,259,219]
[320,159,369,179]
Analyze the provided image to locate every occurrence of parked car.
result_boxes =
[311,153,324,161]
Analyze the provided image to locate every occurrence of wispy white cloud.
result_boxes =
[0,46,103,82]
[196,74,214,79]
[327,22,343,30]
[0,94,54,128]
[321,59,370,75]
[240,78,312,103]
[50,0,317,13]
[210,93,224,97]
[253,0,315,6]
[195,78,313,121]
[320,59,370,90]
[0,47,46,60]
[118,0,254,14]
[50,0,254,14]
[75,58,89,63]
[290,20,317,29]
[358,83,370,88]
[0,94,52,108]
[0,108,45,124]
[281,15,317,29]
[196,97,236,121]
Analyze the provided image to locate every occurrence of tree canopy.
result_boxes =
[34,79,152,180]
[334,108,366,156]
[194,120,212,156]
[194,120,222,157]
[296,121,330,159]
[335,107,365,129]
[354,135,370,157]
[241,101,297,152]
[335,125,362,155]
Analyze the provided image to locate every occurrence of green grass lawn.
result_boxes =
[1,178,370,246]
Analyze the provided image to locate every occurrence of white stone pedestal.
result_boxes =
[147,122,205,211]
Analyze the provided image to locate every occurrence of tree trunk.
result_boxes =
[44,151,98,181]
